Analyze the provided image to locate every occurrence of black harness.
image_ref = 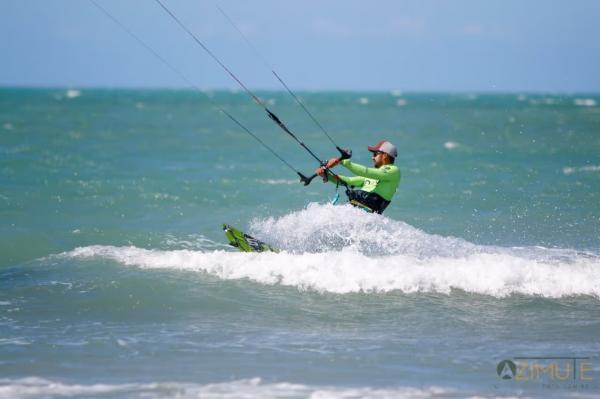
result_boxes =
[345,187,390,214]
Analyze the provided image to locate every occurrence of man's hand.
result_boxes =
[325,158,341,168]
[315,157,341,177]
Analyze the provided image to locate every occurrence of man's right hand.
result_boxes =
[315,157,340,177]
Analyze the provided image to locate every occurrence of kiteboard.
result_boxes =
[222,224,279,253]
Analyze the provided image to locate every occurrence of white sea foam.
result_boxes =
[563,165,600,175]
[543,97,558,105]
[574,98,597,107]
[358,97,369,105]
[444,141,459,150]
[139,192,180,201]
[0,377,460,399]
[161,234,230,251]
[0,338,30,346]
[256,179,299,185]
[61,204,600,298]
[65,89,81,99]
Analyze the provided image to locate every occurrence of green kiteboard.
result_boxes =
[223,224,279,253]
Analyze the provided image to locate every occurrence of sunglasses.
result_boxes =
[372,151,384,156]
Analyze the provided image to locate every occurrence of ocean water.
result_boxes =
[1,88,600,398]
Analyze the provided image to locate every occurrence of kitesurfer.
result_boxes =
[315,140,400,214]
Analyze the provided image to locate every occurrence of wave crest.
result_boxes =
[58,204,600,298]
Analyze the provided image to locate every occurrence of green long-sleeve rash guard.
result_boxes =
[329,159,401,201]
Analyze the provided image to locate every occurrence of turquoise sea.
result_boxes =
[1,88,600,397]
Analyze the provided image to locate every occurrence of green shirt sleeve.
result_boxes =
[340,159,399,181]
[326,172,365,188]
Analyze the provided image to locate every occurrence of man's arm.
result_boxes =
[315,157,366,188]
[327,173,365,188]
[340,160,398,181]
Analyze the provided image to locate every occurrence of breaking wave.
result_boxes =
[60,203,600,298]
[0,377,459,399]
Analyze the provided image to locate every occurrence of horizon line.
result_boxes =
[1,85,599,96]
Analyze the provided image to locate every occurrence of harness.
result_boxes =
[345,187,390,214]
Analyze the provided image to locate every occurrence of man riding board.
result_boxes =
[316,140,401,214]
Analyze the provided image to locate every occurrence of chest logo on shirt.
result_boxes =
[364,178,378,189]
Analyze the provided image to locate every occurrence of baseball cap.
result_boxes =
[368,140,398,158]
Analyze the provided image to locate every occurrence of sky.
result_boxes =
[1,0,599,92]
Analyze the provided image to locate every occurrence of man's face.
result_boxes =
[371,151,384,167]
